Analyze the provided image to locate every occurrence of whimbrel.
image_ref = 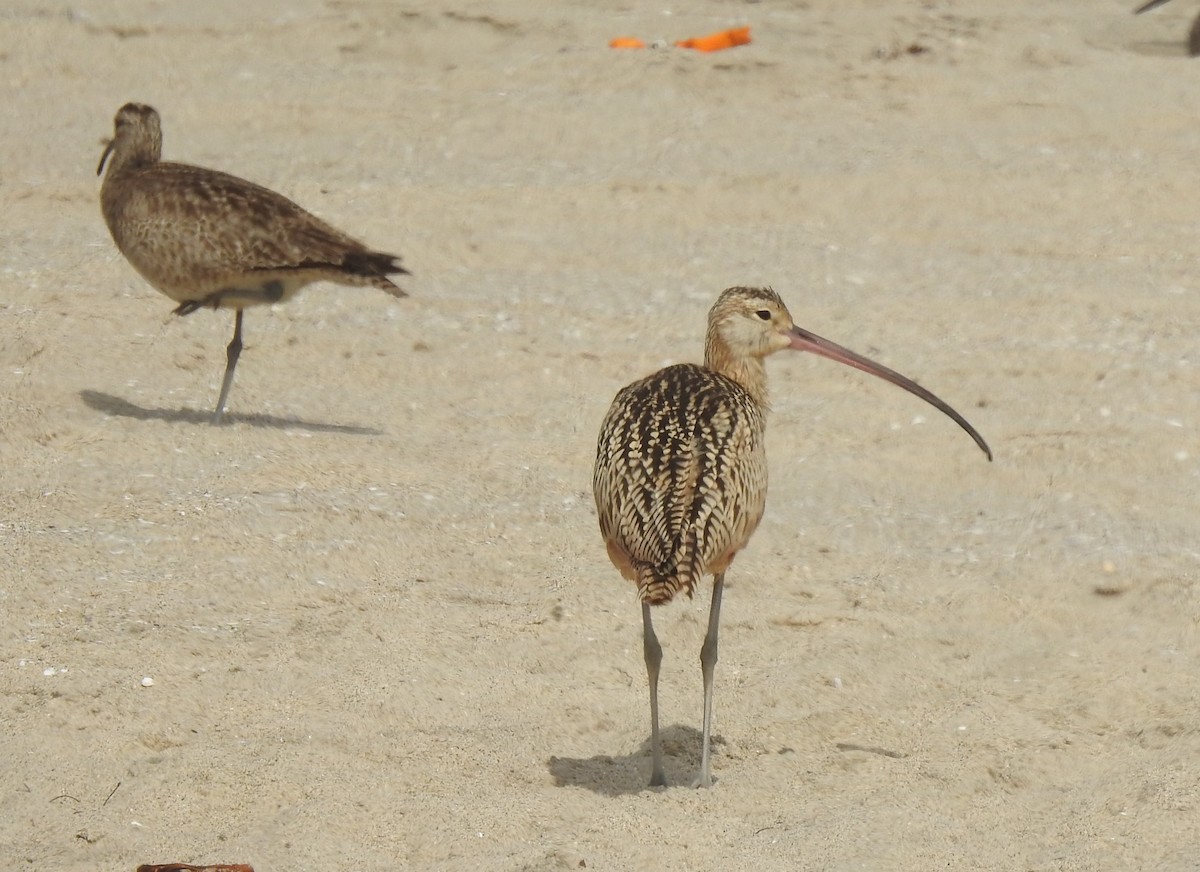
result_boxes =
[97,102,409,423]
[593,286,991,788]
[1133,0,1200,55]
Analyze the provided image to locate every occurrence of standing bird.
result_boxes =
[97,102,409,424]
[1133,0,1200,56]
[593,286,991,788]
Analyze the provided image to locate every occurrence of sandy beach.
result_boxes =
[2,1,1198,869]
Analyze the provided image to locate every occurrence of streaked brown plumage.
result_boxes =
[97,102,410,423]
[593,286,991,788]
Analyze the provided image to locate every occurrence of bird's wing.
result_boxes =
[118,162,379,278]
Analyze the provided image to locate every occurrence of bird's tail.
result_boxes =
[343,250,411,298]
[634,549,704,605]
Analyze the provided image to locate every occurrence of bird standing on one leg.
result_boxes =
[593,286,991,789]
[97,102,410,424]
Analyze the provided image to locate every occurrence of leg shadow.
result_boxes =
[548,725,725,795]
[79,390,382,435]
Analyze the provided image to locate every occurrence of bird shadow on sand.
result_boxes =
[548,725,726,795]
[79,390,383,435]
[1125,38,1192,57]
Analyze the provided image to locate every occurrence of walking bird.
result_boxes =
[97,102,409,424]
[593,286,991,788]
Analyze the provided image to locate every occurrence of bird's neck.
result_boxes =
[104,139,160,179]
[704,337,770,409]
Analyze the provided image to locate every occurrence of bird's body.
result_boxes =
[595,363,767,606]
[97,102,409,423]
[593,286,991,788]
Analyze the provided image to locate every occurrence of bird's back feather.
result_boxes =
[594,363,767,604]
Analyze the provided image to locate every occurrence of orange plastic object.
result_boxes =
[675,26,751,52]
[609,36,647,49]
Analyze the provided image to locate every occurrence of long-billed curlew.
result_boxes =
[593,286,991,788]
[1133,0,1200,55]
[97,102,410,424]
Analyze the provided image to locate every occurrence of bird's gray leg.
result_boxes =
[696,571,725,788]
[212,308,243,425]
[642,601,666,787]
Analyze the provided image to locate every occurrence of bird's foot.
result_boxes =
[173,293,225,316]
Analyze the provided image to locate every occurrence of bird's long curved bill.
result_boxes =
[96,139,115,176]
[787,325,993,461]
[1134,0,1174,14]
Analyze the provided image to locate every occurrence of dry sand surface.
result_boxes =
[2,1,1199,869]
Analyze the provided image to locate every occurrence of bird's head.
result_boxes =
[706,286,799,360]
[97,102,163,177]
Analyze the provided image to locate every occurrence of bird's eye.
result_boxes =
[755,310,771,321]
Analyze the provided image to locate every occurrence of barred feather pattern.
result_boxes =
[594,363,768,605]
